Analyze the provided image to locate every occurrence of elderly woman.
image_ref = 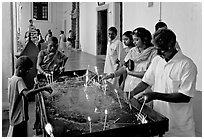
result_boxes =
[103,27,157,99]
[37,36,68,77]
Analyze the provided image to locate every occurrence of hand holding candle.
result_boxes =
[137,96,147,120]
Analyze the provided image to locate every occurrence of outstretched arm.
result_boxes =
[22,85,52,98]
[138,91,191,104]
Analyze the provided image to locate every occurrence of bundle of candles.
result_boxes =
[135,96,148,124]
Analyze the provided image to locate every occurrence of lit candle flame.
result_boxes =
[88,116,92,133]
[94,107,97,113]
[94,66,98,74]
[88,116,91,121]
[105,109,108,115]
[85,93,89,100]
[45,123,54,137]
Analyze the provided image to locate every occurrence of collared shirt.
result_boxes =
[104,37,123,86]
[104,37,123,74]
[142,51,197,136]
[8,76,28,126]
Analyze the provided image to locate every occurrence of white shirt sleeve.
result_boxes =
[178,61,197,97]
[17,78,27,95]
[142,56,160,86]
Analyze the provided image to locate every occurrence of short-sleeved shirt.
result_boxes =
[104,38,123,86]
[104,38,123,74]
[142,51,197,136]
[38,49,68,72]
[8,75,28,126]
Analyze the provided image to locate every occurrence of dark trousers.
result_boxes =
[12,121,28,137]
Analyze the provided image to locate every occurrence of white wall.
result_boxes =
[123,2,202,136]
[80,2,118,55]
[123,2,160,34]
[80,2,97,55]
[19,2,65,45]
[62,2,72,36]
[2,2,13,106]
[123,2,202,91]
[162,2,202,91]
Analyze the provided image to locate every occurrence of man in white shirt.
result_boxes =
[128,28,197,137]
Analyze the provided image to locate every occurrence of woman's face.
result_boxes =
[48,41,58,54]
[122,35,132,46]
[133,35,144,49]
[108,30,116,41]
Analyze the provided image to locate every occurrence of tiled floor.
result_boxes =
[2,46,105,137]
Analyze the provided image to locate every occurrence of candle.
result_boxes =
[85,69,89,86]
[114,89,122,109]
[51,71,53,83]
[128,81,132,110]
[103,109,108,130]
[94,66,99,82]
[88,116,92,133]
[137,96,147,121]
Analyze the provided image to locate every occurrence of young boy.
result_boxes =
[7,56,52,137]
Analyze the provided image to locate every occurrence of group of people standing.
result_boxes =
[7,19,198,137]
[103,22,197,137]
[25,19,75,52]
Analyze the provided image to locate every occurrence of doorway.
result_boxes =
[97,9,107,55]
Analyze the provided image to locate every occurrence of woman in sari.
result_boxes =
[103,27,157,100]
[37,36,68,76]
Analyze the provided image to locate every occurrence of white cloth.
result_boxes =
[59,34,67,51]
[142,51,197,136]
[124,47,156,93]
[104,38,123,86]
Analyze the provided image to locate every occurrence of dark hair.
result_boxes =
[16,56,33,69]
[29,19,33,23]
[132,27,152,46]
[108,27,117,35]
[123,31,133,40]
[155,21,167,31]
[50,36,58,44]
[152,28,176,50]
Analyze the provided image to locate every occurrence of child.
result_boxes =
[119,31,135,90]
[7,56,52,137]
[59,30,67,53]
[104,27,123,88]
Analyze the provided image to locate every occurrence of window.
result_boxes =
[33,2,48,20]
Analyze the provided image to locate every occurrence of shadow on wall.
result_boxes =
[193,90,202,137]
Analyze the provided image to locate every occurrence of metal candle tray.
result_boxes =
[35,69,169,137]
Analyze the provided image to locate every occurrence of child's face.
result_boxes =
[19,67,32,77]
[108,30,116,41]
[133,35,143,48]
[122,35,132,46]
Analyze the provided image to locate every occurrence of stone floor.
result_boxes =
[1,46,105,137]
